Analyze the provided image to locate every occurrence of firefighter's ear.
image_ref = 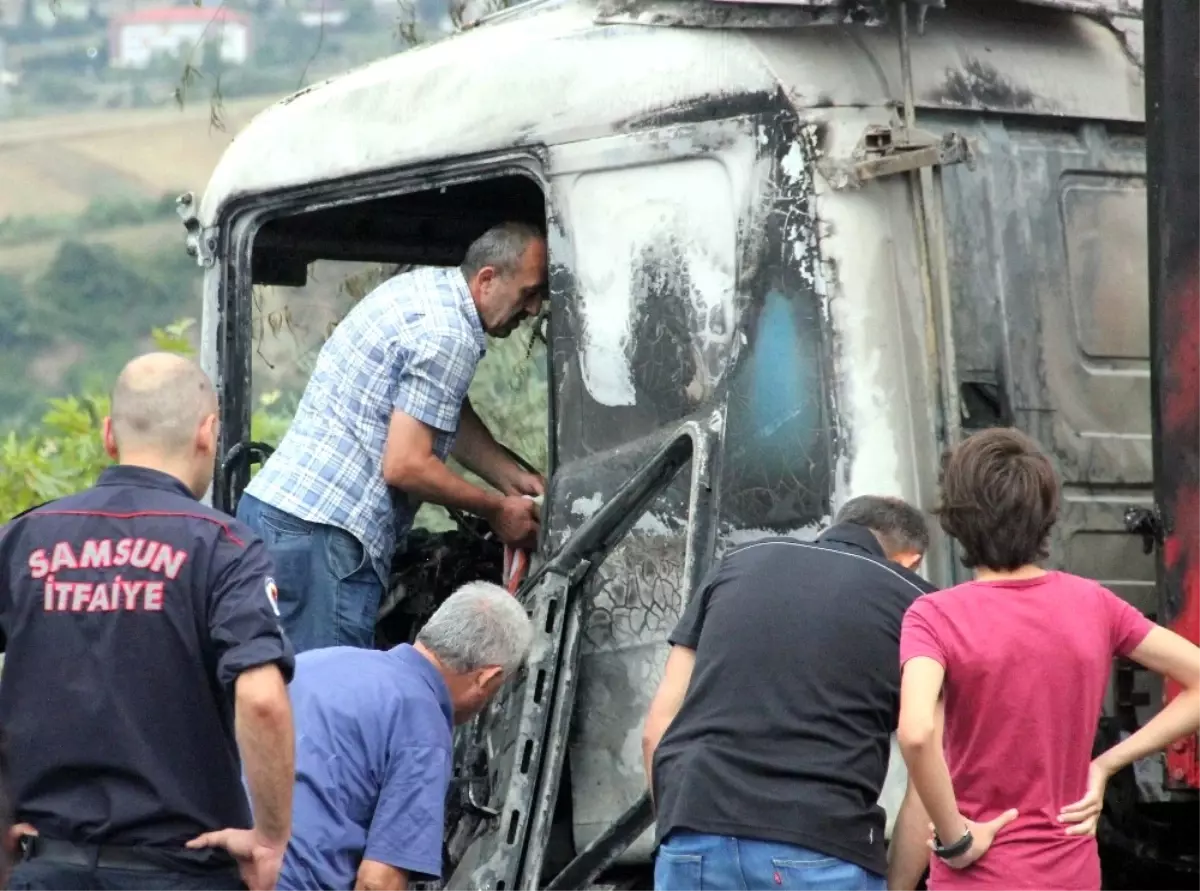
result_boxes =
[102,417,119,460]
[197,412,219,457]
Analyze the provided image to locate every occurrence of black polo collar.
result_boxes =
[96,465,196,500]
[816,522,887,559]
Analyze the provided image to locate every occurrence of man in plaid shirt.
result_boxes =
[237,222,546,653]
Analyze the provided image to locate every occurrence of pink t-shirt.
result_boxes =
[899,571,1154,890]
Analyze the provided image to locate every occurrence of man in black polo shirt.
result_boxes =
[0,353,296,891]
[643,496,938,891]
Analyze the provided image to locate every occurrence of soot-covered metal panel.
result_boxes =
[935,117,1155,612]
[544,101,834,860]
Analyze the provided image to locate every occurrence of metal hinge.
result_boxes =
[1124,505,1164,555]
[176,191,218,268]
[850,125,975,184]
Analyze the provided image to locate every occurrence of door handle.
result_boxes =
[222,441,276,513]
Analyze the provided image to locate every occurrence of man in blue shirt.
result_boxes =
[275,580,534,891]
[238,222,547,654]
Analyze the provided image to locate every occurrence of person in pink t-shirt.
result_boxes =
[896,427,1200,890]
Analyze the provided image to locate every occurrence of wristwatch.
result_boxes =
[932,828,974,861]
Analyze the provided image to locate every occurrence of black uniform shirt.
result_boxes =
[0,465,296,851]
[651,523,937,876]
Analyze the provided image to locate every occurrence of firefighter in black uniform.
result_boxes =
[0,353,296,891]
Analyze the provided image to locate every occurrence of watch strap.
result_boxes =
[933,828,973,860]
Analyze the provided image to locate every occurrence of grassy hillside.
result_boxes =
[0,96,278,221]
[0,97,280,426]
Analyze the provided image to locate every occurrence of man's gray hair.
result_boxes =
[110,352,217,453]
[835,495,930,557]
[461,222,544,280]
[416,581,535,675]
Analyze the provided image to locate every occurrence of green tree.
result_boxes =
[0,319,288,524]
[33,240,194,342]
[0,273,39,349]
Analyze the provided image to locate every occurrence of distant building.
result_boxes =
[30,0,92,26]
[108,6,251,69]
[295,0,348,28]
[0,0,23,29]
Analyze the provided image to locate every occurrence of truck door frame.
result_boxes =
[199,150,554,516]
[449,413,721,891]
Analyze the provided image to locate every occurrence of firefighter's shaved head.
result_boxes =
[104,352,220,498]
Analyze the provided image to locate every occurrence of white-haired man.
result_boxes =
[228,581,534,891]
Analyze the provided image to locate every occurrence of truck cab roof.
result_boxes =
[198,0,1143,225]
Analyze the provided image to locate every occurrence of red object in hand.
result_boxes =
[503,547,529,594]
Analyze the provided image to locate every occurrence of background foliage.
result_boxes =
[0,306,550,529]
[0,319,289,523]
[0,233,200,428]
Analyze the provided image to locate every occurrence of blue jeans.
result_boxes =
[655,832,886,891]
[236,494,383,653]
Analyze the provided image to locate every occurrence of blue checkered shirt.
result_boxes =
[245,266,487,585]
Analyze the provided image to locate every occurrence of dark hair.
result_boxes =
[835,495,930,558]
[935,427,1060,571]
[461,222,544,280]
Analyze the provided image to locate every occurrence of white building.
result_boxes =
[108,7,252,70]
[297,0,348,28]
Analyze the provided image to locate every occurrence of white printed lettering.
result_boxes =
[129,539,155,570]
[79,539,113,569]
[120,580,144,610]
[70,583,92,612]
[114,539,133,567]
[87,584,110,612]
[34,538,185,612]
[150,545,187,580]
[28,550,49,580]
[54,581,72,611]
[50,541,78,573]
[143,581,164,611]
[38,574,168,613]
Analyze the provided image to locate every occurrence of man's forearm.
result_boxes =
[887,788,931,890]
[395,452,504,518]
[899,739,966,844]
[451,401,519,493]
[235,666,295,846]
[641,736,655,792]
[641,720,669,798]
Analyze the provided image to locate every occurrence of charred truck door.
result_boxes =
[447,105,838,889]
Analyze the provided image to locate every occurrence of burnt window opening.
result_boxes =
[251,176,546,286]
[239,174,551,651]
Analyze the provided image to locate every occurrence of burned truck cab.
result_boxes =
[191,0,1187,886]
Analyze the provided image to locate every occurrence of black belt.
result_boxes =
[20,836,176,873]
